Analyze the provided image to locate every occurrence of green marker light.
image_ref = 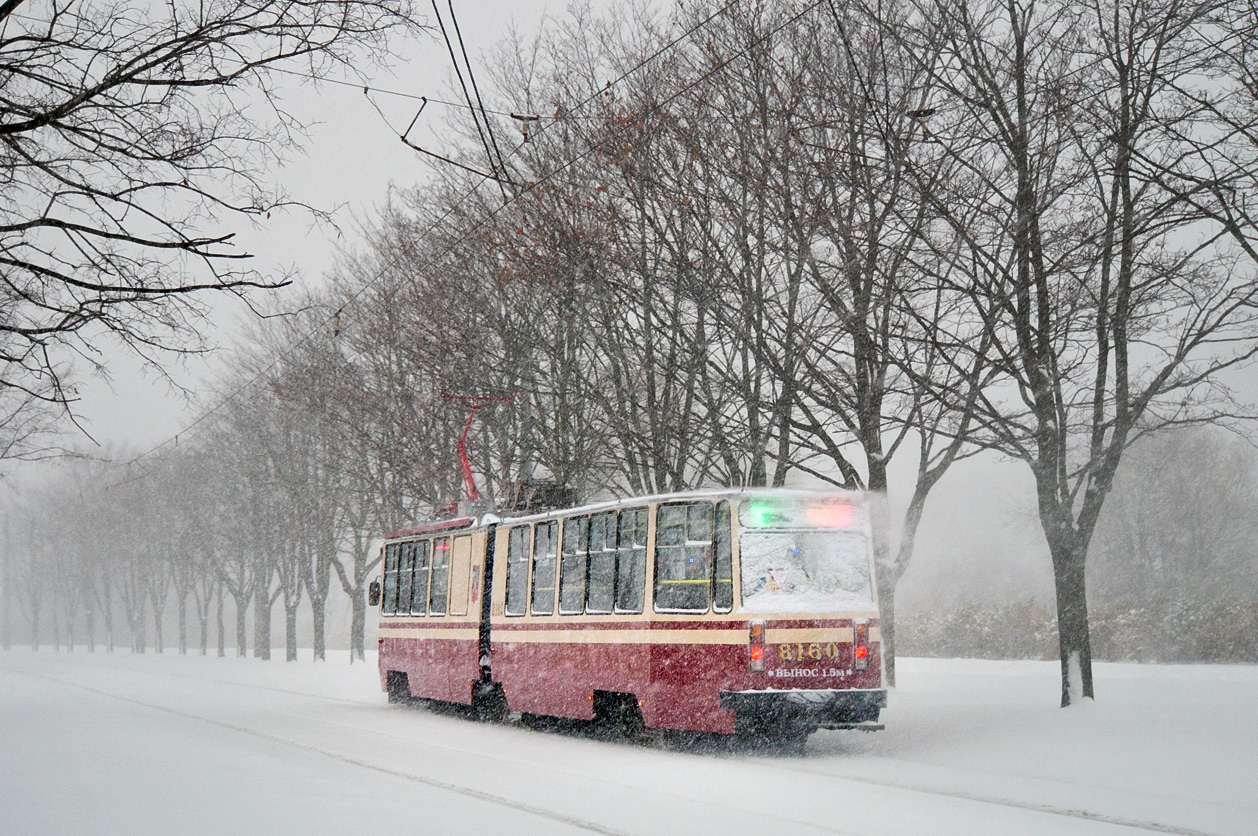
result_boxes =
[746,502,779,527]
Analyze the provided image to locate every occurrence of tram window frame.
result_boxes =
[504,525,532,617]
[614,507,647,614]
[396,541,416,616]
[382,543,401,615]
[585,511,617,614]
[653,502,715,614]
[559,515,590,615]
[531,521,558,616]
[713,501,733,613]
[410,539,432,616]
[429,536,451,616]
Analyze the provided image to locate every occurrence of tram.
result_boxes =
[371,488,886,743]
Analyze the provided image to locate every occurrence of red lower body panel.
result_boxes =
[489,622,881,734]
[379,636,479,705]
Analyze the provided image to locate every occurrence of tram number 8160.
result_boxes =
[778,642,843,662]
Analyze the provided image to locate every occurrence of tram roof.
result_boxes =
[382,486,869,541]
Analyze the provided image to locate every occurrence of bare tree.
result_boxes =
[916,0,1258,705]
[0,0,421,460]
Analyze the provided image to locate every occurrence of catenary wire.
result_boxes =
[102,0,762,479]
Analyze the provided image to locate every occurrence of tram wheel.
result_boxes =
[386,671,412,705]
[734,714,812,754]
[520,712,549,731]
[472,681,509,723]
[777,726,810,756]
[593,691,645,740]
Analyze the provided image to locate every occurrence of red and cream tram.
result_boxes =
[373,489,886,743]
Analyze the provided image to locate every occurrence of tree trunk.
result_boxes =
[216,588,227,658]
[254,586,272,660]
[198,600,210,656]
[864,457,895,684]
[310,594,326,662]
[350,590,366,663]
[334,535,374,664]
[285,603,299,662]
[152,606,165,653]
[1048,533,1095,706]
[878,576,898,686]
[234,590,248,658]
[177,593,188,654]
[131,610,146,653]
[881,474,936,687]
[104,586,114,652]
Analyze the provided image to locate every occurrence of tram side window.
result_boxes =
[429,536,451,616]
[447,535,472,617]
[559,516,590,615]
[504,525,531,616]
[382,543,401,615]
[714,501,733,613]
[585,512,617,614]
[396,541,416,616]
[654,502,714,613]
[531,521,558,615]
[410,540,432,616]
[615,507,647,614]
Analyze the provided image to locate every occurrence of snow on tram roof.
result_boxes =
[497,486,870,526]
[382,487,870,539]
[382,517,475,540]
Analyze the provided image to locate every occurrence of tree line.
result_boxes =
[4,0,1258,705]
[901,429,1258,663]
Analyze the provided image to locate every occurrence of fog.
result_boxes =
[4,0,1258,670]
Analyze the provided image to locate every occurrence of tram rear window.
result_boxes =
[740,529,874,613]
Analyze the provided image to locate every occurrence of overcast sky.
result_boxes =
[20,0,1258,610]
[70,0,575,455]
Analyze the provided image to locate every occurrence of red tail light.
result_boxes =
[854,620,869,670]
[749,620,766,672]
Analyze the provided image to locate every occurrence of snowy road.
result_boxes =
[1,650,1253,836]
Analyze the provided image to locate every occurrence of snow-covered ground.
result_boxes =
[0,650,1253,835]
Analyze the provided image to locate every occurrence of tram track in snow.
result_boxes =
[741,753,1224,836]
[9,650,380,707]
[0,661,637,836]
[0,657,1228,836]
[1,660,867,836]
[505,718,1227,836]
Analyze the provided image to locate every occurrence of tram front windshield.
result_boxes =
[739,529,873,613]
